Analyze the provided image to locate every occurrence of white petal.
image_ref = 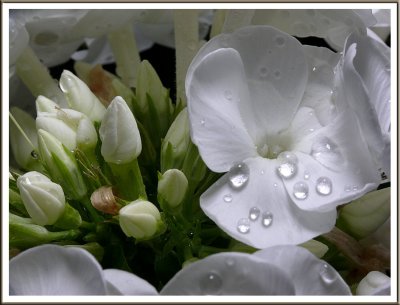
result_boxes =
[188,26,308,143]
[200,157,336,249]
[301,46,340,126]
[103,269,158,295]
[356,271,390,295]
[285,111,381,212]
[161,252,295,295]
[254,246,351,295]
[186,48,257,172]
[10,245,107,295]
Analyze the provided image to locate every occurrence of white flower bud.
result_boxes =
[119,200,162,240]
[356,271,390,295]
[161,108,190,171]
[59,70,106,122]
[36,107,97,151]
[36,95,59,115]
[37,129,87,200]
[99,96,141,164]
[10,107,42,172]
[158,169,188,208]
[17,171,65,225]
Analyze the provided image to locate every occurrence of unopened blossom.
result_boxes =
[9,244,158,295]
[158,169,188,208]
[99,96,141,164]
[185,26,382,248]
[17,171,65,226]
[356,271,390,295]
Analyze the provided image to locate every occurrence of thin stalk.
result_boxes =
[108,24,141,88]
[173,9,199,107]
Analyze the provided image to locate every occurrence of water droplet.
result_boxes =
[311,137,344,168]
[344,185,351,192]
[273,183,278,187]
[309,111,314,116]
[237,218,250,234]
[312,66,317,72]
[30,151,38,159]
[228,163,250,189]
[309,128,315,133]
[352,185,359,191]
[249,207,260,221]
[224,90,233,101]
[261,212,273,227]
[273,70,281,79]
[200,119,205,126]
[260,170,265,175]
[304,171,310,180]
[259,66,268,79]
[277,152,298,179]
[319,263,337,284]
[223,194,233,203]
[201,271,223,294]
[275,36,285,46]
[316,177,332,196]
[225,258,235,267]
[293,181,309,200]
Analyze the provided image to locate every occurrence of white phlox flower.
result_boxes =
[161,245,351,295]
[185,26,382,249]
[9,244,158,295]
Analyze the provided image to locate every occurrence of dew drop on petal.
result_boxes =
[200,119,205,126]
[352,185,359,191]
[249,207,260,221]
[201,271,223,294]
[228,163,250,189]
[260,170,265,175]
[293,181,309,200]
[344,185,351,192]
[278,151,298,164]
[319,263,337,284]
[223,194,233,203]
[312,66,317,72]
[237,218,250,234]
[224,90,233,101]
[273,183,278,187]
[304,171,310,180]
[261,212,273,227]
[311,137,344,168]
[316,177,332,196]
[277,162,297,179]
[225,258,235,267]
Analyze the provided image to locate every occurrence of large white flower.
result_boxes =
[185,26,382,249]
[9,244,158,295]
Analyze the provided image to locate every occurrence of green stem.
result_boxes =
[109,159,147,201]
[81,196,103,223]
[80,220,96,231]
[222,9,255,33]
[108,24,141,88]
[16,46,67,107]
[210,9,227,37]
[198,245,227,258]
[173,9,199,107]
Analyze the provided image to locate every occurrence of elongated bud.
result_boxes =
[90,186,121,215]
[356,271,390,295]
[161,108,190,172]
[17,171,65,226]
[337,188,390,239]
[36,95,59,115]
[59,70,106,122]
[119,200,163,240]
[36,104,98,151]
[158,169,188,209]
[99,96,141,164]
[10,107,42,172]
[37,129,87,200]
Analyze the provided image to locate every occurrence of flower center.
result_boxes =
[256,134,292,159]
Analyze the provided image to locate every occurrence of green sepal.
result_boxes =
[53,203,82,230]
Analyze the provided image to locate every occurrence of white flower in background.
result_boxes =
[99,96,141,164]
[17,171,65,226]
[185,26,382,248]
[161,245,350,295]
[9,244,158,295]
[356,271,390,295]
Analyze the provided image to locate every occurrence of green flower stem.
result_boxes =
[108,24,141,88]
[80,220,96,231]
[173,9,199,107]
[15,47,67,107]
[210,9,227,37]
[80,196,103,223]
[222,9,255,33]
[109,159,147,201]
